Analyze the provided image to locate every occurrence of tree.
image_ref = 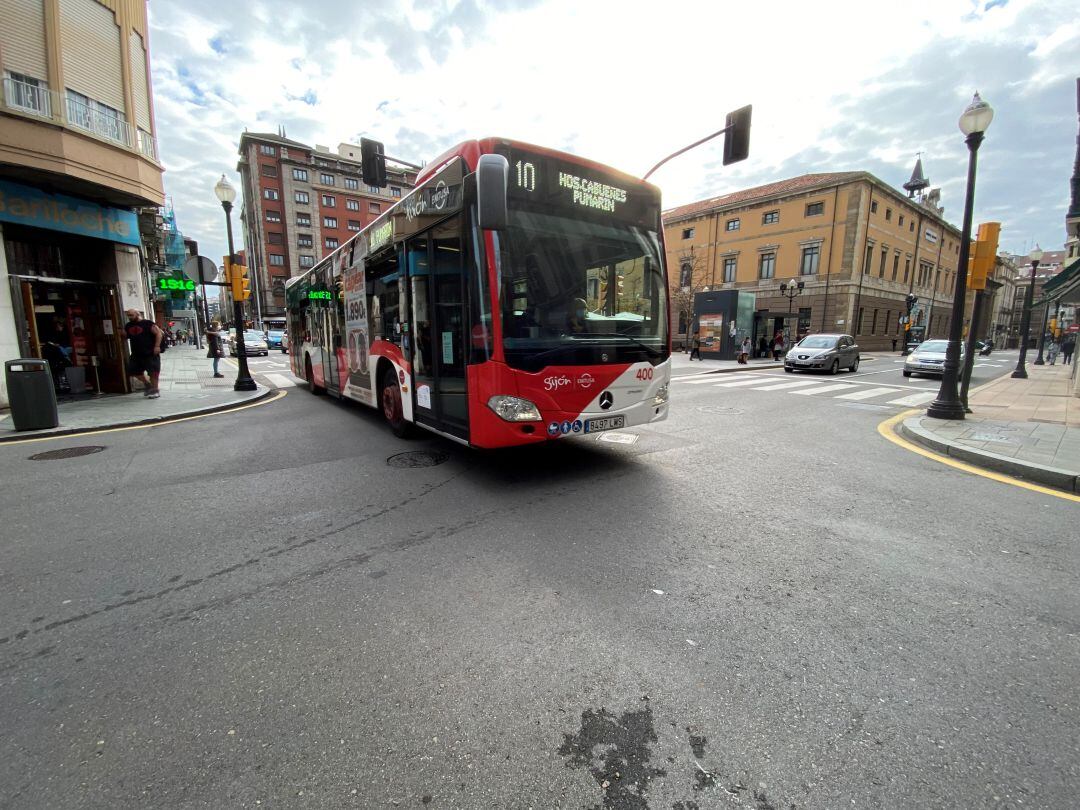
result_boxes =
[669,249,710,348]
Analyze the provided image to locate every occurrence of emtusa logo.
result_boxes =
[576,372,595,390]
[543,375,571,392]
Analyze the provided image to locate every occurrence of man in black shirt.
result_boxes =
[123,309,163,398]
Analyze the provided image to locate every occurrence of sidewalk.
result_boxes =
[669,350,782,377]
[0,347,270,443]
[898,362,1080,493]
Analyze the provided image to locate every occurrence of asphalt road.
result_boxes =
[1,354,1077,809]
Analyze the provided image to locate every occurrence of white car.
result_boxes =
[903,339,964,377]
[228,330,269,356]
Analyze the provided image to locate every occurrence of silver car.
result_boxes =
[903,339,964,377]
[228,330,269,356]
[784,333,860,374]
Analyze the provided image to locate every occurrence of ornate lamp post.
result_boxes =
[214,175,257,392]
[779,279,805,314]
[1011,245,1042,379]
[927,93,994,420]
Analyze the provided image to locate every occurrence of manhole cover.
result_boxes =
[696,405,744,415]
[387,450,450,468]
[28,445,106,461]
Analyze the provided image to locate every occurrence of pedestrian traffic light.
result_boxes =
[906,294,918,312]
[968,221,1001,291]
[230,258,251,301]
[360,137,387,188]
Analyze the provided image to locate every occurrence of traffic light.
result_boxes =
[360,137,387,188]
[723,105,752,166]
[230,257,251,301]
[967,221,1001,291]
[905,294,918,312]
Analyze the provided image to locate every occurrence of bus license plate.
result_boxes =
[585,415,624,433]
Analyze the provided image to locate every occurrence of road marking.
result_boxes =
[0,390,288,446]
[835,386,902,401]
[878,410,1080,503]
[886,391,936,406]
[745,379,824,391]
[791,383,857,396]
[264,373,298,388]
[711,377,773,387]
[677,375,764,384]
[847,367,912,378]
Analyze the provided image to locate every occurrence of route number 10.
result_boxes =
[515,160,536,192]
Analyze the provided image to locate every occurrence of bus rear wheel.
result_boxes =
[381,369,411,438]
[305,355,324,395]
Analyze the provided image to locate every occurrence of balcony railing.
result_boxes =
[65,94,133,147]
[2,76,56,119]
[137,128,158,161]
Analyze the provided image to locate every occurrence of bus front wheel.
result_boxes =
[381,369,411,438]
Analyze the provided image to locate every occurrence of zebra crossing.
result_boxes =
[673,372,937,408]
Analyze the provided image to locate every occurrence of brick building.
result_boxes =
[663,172,965,352]
[236,132,417,321]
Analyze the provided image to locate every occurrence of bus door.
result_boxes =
[406,217,469,439]
[322,281,344,394]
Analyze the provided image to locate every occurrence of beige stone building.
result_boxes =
[664,172,964,352]
[0,0,164,403]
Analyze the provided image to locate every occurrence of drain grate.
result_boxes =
[387,450,450,468]
[29,445,106,461]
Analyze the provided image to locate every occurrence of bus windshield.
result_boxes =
[498,209,668,372]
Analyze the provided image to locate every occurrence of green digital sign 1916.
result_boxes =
[159,278,195,291]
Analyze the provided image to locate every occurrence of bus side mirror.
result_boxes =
[476,154,509,231]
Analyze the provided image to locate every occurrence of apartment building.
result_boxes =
[664,172,964,352]
[0,0,164,403]
[236,132,417,320]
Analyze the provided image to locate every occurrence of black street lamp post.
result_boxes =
[1011,247,1041,379]
[1033,300,1050,365]
[779,279,805,314]
[214,175,257,392]
[927,93,994,421]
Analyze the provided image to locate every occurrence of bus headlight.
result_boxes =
[653,384,669,406]
[487,395,542,422]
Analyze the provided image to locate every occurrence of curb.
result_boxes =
[0,387,275,444]
[672,362,784,378]
[899,417,1080,494]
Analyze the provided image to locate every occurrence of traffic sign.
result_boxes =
[183,255,218,284]
[1068,324,1079,333]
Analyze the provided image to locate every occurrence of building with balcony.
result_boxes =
[236,131,417,322]
[664,171,964,353]
[0,0,164,404]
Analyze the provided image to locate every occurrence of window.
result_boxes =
[367,184,381,194]
[723,256,737,283]
[898,214,905,227]
[265,210,281,223]
[805,201,824,217]
[871,200,878,214]
[320,173,335,185]
[292,168,309,181]
[759,252,775,279]
[297,235,313,248]
[346,199,360,211]
[871,309,879,334]
[261,164,278,177]
[858,307,865,334]
[864,243,873,275]
[892,252,900,281]
[725,218,740,231]
[259,144,276,156]
[910,221,915,232]
[4,72,50,116]
[65,89,126,143]
[321,194,336,207]
[269,254,285,266]
[798,307,812,337]
[295,191,309,204]
[391,187,402,198]
[344,177,359,190]
[800,244,820,275]
[347,220,361,231]
[263,188,279,200]
[369,202,381,214]
[325,238,339,249]
[268,232,283,245]
[316,159,332,168]
[903,257,911,284]
[323,216,337,228]
[885,310,893,335]
[299,255,315,268]
[879,246,888,277]
[763,211,779,224]
[682,227,695,240]
[885,208,892,222]
[296,213,311,226]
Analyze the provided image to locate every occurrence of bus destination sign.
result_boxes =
[497,146,658,228]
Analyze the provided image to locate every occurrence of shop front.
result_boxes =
[1,180,149,401]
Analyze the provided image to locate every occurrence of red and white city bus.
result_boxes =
[285,137,670,449]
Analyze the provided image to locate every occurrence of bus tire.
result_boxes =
[381,368,411,438]
[305,355,324,395]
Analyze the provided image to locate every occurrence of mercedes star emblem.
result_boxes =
[599,391,614,410]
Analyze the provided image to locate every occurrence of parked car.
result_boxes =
[784,333,860,374]
[280,330,289,353]
[903,339,964,377]
[265,329,285,349]
[228,330,269,356]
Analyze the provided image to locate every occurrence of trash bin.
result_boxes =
[5,359,59,431]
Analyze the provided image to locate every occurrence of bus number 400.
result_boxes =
[635,368,653,381]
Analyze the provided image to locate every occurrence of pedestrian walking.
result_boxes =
[688,328,702,361]
[206,320,226,377]
[758,336,769,359]
[772,331,785,361]
[1062,336,1075,365]
[739,336,751,364]
[123,308,163,398]
[1047,338,1060,365]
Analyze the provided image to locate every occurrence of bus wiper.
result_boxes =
[582,332,664,358]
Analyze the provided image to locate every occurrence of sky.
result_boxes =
[145,0,1080,267]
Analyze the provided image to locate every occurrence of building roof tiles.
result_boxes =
[663,172,865,222]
